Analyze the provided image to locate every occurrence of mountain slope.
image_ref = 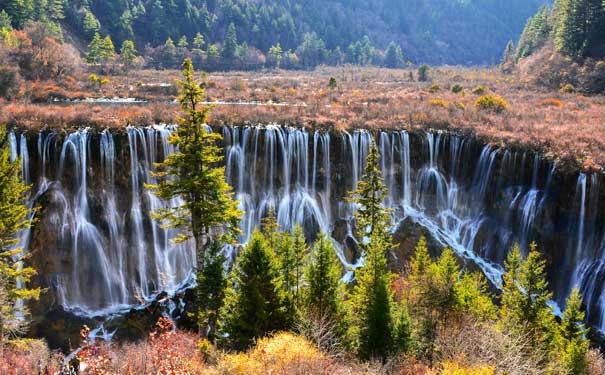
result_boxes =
[67,0,547,65]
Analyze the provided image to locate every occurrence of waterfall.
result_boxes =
[9,125,605,332]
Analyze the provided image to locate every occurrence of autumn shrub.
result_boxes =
[541,98,563,107]
[428,83,441,93]
[475,95,507,113]
[428,98,450,109]
[560,83,575,94]
[471,85,487,95]
[0,339,63,375]
[441,361,494,375]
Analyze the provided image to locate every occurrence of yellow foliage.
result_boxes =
[428,98,450,108]
[216,332,325,375]
[441,361,494,375]
[560,83,575,94]
[475,95,508,113]
[428,83,441,93]
[287,87,297,96]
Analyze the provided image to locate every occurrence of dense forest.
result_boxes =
[0,0,547,68]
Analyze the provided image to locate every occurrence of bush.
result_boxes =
[428,98,450,108]
[451,84,464,94]
[560,83,576,93]
[541,98,563,107]
[472,85,487,95]
[442,361,495,375]
[428,83,441,93]
[475,95,508,113]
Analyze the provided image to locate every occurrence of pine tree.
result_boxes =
[347,141,392,248]
[384,41,403,68]
[148,59,241,337]
[0,126,40,353]
[417,64,430,82]
[500,244,559,354]
[177,35,188,51]
[501,40,515,65]
[347,142,395,361]
[275,227,296,324]
[222,23,238,61]
[193,32,205,50]
[219,231,286,350]
[304,232,343,323]
[100,35,116,62]
[556,0,589,56]
[148,58,241,253]
[120,40,137,72]
[194,241,226,340]
[349,231,394,361]
[560,288,590,375]
[86,32,103,65]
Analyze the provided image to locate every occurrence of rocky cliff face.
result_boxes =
[8,125,605,346]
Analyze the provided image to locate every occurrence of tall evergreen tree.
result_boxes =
[148,58,241,257]
[347,141,395,361]
[384,41,403,68]
[0,126,40,353]
[304,232,343,322]
[219,231,286,350]
[556,0,589,56]
[347,141,392,248]
[499,244,559,354]
[120,40,137,72]
[86,32,103,64]
[148,59,241,337]
[222,23,238,61]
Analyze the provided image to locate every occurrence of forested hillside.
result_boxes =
[0,0,546,66]
[503,0,605,93]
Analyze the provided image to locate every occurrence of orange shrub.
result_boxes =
[541,98,563,107]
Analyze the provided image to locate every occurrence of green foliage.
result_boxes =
[304,232,344,324]
[0,125,40,348]
[499,245,560,355]
[148,58,241,255]
[384,41,403,68]
[268,43,283,68]
[297,32,327,68]
[347,35,375,65]
[516,5,552,60]
[347,141,392,249]
[119,39,137,72]
[193,241,226,340]
[348,231,394,361]
[451,84,464,94]
[501,39,515,65]
[347,141,396,361]
[0,0,547,66]
[219,230,286,350]
[86,32,103,64]
[418,64,430,82]
[222,23,238,61]
[560,288,590,375]
[328,77,337,90]
[193,32,205,50]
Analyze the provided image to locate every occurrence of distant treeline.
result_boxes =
[0,0,546,67]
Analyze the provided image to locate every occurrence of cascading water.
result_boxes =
[8,125,605,332]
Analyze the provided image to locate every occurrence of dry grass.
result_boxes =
[2,65,605,170]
